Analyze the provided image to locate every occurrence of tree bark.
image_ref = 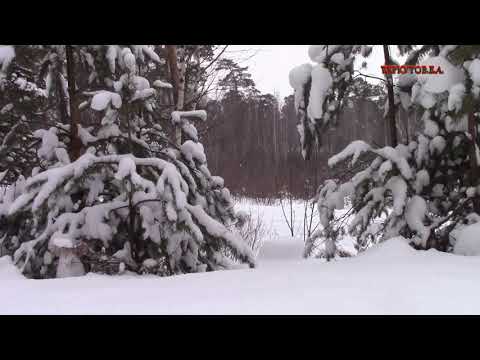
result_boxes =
[186,46,201,110]
[165,45,185,146]
[383,45,398,148]
[467,109,480,213]
[65,45,82,160]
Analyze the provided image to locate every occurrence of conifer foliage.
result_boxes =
[0,45,255,278]
[291,45,480,259]
[288,45,373,160]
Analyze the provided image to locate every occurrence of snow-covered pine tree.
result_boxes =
[297,45,480,259]
[0,45,255,278]
[0,45,51,185]
[288,45,373,160]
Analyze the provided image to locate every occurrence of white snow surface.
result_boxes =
[0,45,15,73]
[307,64,332,120]
[289,63,312,90]
[308,45,340,63]
[181,141,206,164]
[453,222,480,256]
[2,198,480,314]
[90,91,122,111]
[289,63,313,112]
[405,195,430,246]
[468,59,480,87]
[448,83,466,113]
[153,80,173,89]
[418,56,465,94]
[328,140,371,167]
[51,236,74,249]
[172,110,208,124]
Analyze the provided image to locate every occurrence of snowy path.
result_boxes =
[1,200,480,314]
[257,238,303,264]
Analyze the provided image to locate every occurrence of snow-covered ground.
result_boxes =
[1,198,480,315]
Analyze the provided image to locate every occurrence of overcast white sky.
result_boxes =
[226,45,405,99]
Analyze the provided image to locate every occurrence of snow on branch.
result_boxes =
[153,80,173,89]
[87,91,122,111]
[187,204,255,267]
[328,142,413,180]
[9,153,189,215]
[171,110,207,124]
[328,140,371,167]
[0,45,15,76]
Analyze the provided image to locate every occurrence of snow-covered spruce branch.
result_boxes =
[7,152,255,275]
[0,45,255,278]
[8,154,183,214]
[289,45,373,159]
[290,45,480,258]
[328,140,413,180]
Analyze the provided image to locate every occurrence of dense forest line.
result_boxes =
[200,89,421,199]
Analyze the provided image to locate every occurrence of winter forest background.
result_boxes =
[2,44,480,314]
[204,90,419,198]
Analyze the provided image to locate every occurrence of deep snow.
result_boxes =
[1,199,480,315]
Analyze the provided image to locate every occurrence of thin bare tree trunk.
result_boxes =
[65,45,82,160]
[467,109,480,214]
[187,46,201,111]
[165,45,186,146]
[166,46,180,103]
[383,45,398,148]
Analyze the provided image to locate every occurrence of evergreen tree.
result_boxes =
[0,45,255,278]
[289,45,372,160]
[0,45,51,185]
[294,45,480,259]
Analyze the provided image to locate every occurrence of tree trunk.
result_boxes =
[187,46,201,111]
[165,45,185,146]
[468,109,480,213]
[383,45,398,148]
[65,45,82,160]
